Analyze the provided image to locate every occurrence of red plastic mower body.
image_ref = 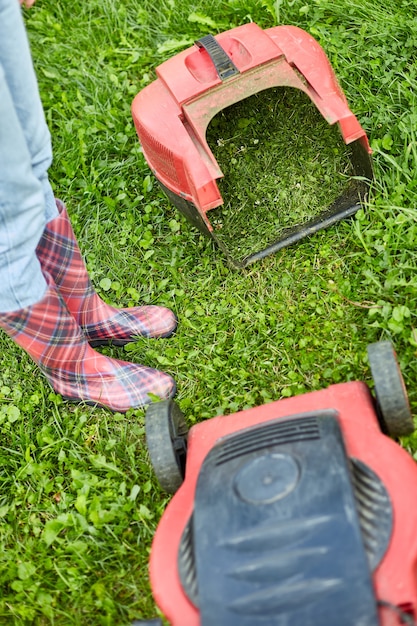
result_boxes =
[131,23,373,266]
[147,381,417,626]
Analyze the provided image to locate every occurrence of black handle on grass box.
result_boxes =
[195,34,240,81]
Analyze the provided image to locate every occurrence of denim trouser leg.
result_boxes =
[0,0,58,311]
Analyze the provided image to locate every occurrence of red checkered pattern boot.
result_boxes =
[36,200,177,347]
[0,274,176,412]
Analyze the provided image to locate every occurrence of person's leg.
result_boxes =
[0,59,47,310]
[0,0,58,223]
[0,1,177,409]
[0,0,57,311]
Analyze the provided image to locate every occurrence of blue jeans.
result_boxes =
[0,0,58,311]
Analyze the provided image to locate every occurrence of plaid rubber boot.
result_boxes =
[0,274,176,412]
[36,200,177,347]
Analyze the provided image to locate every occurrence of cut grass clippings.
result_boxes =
[206,87,354,262]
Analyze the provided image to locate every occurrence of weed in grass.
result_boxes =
[206,87,354,262]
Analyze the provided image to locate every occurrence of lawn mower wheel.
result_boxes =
[145,400,188,494]
[367,341,414,437]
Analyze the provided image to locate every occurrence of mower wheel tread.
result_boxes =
[145,400,188,494]
[367,341,414,437]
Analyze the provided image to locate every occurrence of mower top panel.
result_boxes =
[131,23,371,222]
[191,411,380,625]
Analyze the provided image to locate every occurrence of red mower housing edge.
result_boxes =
[136,342,417,626]
[131,23,374,268]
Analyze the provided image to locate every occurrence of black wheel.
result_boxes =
[145,400,188,494]
[367,341,414,437]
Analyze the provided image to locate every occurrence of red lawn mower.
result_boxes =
[131,23,373,267]
[134,341,417,626]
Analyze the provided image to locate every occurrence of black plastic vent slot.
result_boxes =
[351,458,393,571]
[212,413,322,466]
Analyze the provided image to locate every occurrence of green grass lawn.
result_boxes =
[0,0,416,623]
